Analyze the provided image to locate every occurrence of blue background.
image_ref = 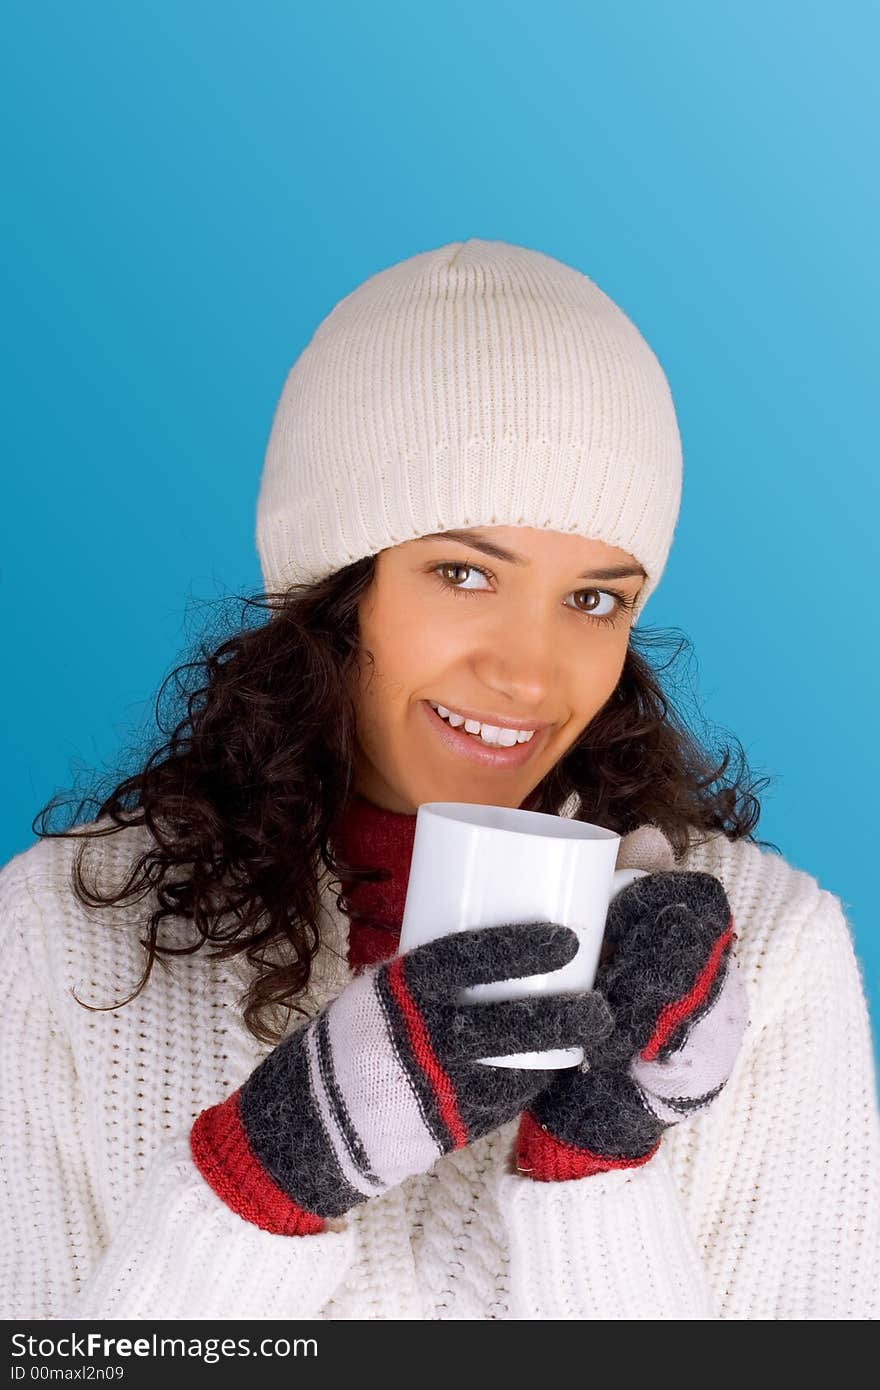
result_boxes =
[2,2,877,1084]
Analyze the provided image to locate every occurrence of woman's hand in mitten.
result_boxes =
[191,920,613,1232]
[515,871,749,1181]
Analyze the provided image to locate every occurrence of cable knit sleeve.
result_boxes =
[494,887,880,1319]
[0,854,356,1321]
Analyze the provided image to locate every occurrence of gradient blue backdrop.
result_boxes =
[2,2,877,1085]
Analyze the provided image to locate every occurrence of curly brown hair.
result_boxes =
[33,554,778,1046]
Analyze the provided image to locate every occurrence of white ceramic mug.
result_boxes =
[398,802,648,1069]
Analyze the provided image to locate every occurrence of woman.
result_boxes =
[2,239,877,1320]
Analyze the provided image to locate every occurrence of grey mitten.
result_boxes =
[192,920,613,1231]
[516,871,749,1181]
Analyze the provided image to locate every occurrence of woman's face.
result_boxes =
[351,525,646,813]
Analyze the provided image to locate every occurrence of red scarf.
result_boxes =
[329,792,418,971]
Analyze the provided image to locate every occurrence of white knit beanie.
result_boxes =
[256,238,682,623]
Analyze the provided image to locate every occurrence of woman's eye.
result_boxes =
[434,562,492,594]
[430,561,631,628]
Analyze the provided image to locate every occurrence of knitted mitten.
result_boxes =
[192,920,613,1233]
[515,871,749,1181]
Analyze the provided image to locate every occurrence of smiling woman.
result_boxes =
[3,238,877,1322]
[351,525,652,807]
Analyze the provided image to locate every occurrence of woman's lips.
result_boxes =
[419,699,549,769]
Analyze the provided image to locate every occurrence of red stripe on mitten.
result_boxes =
[385,955,470,1148]
[640,922,735,1061]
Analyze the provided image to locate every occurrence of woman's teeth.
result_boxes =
[429,701,536,747]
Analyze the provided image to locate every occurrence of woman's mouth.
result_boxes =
[419,699,549,769]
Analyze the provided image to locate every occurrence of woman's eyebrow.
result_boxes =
[418,529,647,581]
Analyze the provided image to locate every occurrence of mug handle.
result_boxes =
[610,866,649,901]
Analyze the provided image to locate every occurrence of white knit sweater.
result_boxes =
[1,814,878,1321]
